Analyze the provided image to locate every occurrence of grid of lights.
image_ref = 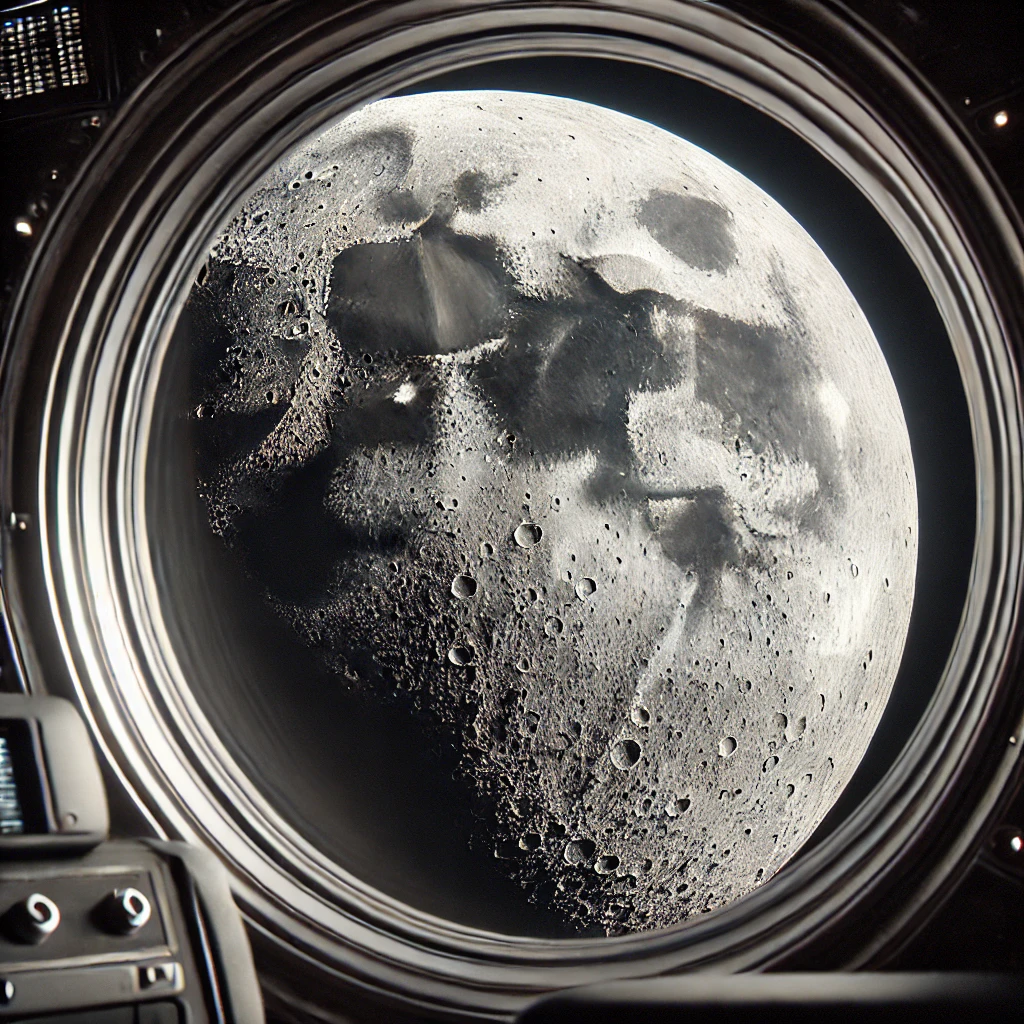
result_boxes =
[0,4,88,102]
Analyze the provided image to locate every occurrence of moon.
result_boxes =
[183,91,917,934]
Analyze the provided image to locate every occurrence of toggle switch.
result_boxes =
[139,961,182,991]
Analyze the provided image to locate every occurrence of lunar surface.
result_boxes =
[181,91,917,934]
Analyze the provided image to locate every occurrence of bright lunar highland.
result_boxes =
[184,91,917,934]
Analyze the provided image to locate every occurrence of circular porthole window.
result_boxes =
[2,3,1021,1021]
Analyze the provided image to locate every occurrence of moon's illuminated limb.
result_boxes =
[187,91,917,934]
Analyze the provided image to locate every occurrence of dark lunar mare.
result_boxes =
[637,189,739,274]
[200,218,835,552]
[188,210,843,659]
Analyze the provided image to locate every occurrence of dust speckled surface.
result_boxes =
[182,91,917,935]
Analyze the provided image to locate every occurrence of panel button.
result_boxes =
[138,961,182,992]
[0,978,12,1004]
[97,886,152,935]
[2,892,61,944]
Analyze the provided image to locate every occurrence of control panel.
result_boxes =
[0,842,214,1020]
[1,871,165,956]
[0,695,262,1022]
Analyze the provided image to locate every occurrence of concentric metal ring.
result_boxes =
[2,3,1022,1020]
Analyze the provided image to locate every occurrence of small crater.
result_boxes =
[630,705,651,727]
[451,574,478,599]
[564,839,596,865]
[447,645,475,666]
[784,716,807,743]
[610,739,642,770]
[514,522,543,548]
[544,616,564,637]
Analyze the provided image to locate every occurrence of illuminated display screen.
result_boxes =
[0,733,25,834]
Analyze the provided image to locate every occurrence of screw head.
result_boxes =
[991,825,1024,866]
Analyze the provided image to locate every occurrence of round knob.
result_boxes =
[98,887,151,935]
[5,893,60,944]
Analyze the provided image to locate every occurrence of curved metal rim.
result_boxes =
[2,1,1022,1018]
